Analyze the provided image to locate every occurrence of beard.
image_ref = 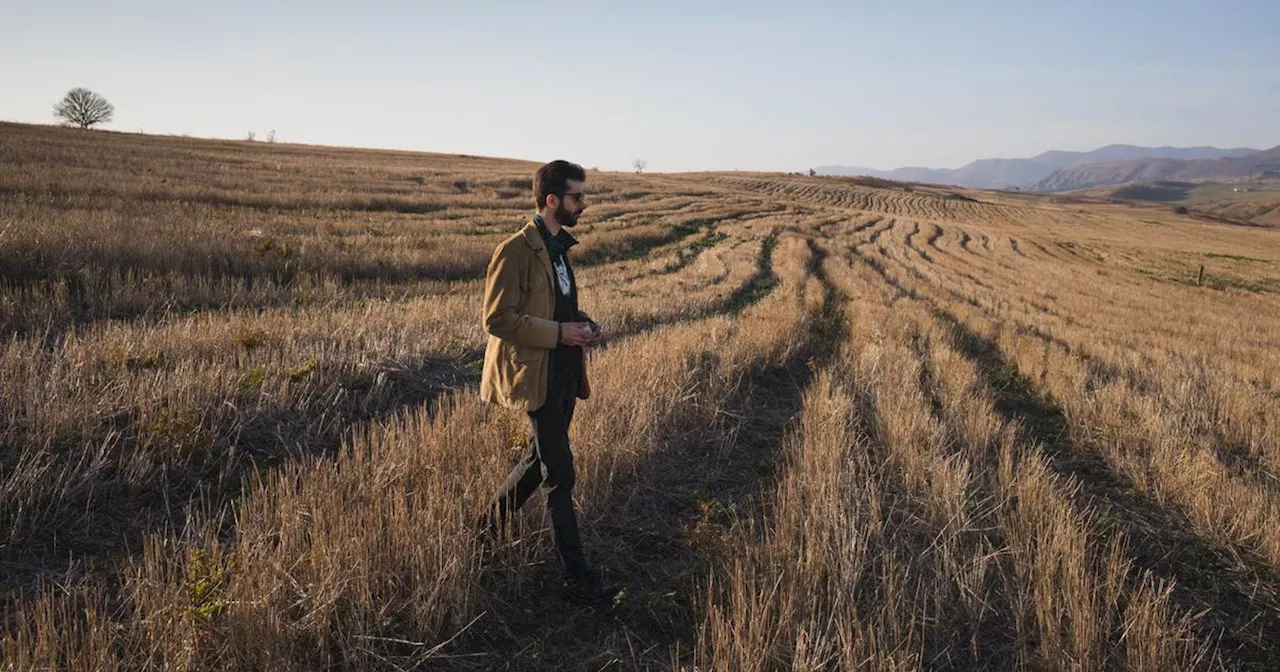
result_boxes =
[555,202,582,228]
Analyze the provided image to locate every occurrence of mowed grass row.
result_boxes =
[1,123,777,335]
[859,208,1280,555]
[0,195,759,336]
[0,210,780,592]
[694,241,1205,671]
[844,210,1280,667]
[842,199,1279,481]
[703,173,1041,229]
[2,232,820,670]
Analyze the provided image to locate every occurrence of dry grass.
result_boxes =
[696,251,1207,670]
[3,122,1278,670]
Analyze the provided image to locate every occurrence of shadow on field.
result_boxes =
[2,230,783,602]
[932,305,1280,672]
[0,354,481,595]
[451,246,845,670]
[848,243,1280,669]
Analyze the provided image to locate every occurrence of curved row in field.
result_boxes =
[705,175,1040,227]
[1,130,787,338]
[867,214,1280,471]
[2,230,823,670]
[0,210,784,592]
[832,215,1280,667]
[0,195,740,335]
[697,244,1208,670]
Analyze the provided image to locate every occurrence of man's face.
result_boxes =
[555,179,587,228]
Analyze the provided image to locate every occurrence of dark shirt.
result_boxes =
[534,214,583,392]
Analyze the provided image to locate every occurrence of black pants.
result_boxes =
[493,382,589,578]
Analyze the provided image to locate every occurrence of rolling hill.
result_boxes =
[819,144,1259,190]
[1033,146,1280,192]
[1078,179,1280,227]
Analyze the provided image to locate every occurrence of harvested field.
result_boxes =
[4,122,1280,670]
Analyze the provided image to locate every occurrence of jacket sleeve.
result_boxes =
[482,242,561,349]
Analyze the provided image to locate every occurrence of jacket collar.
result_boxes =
[521,217,556,286]
[520,220,546,251]
[533,213,578,254]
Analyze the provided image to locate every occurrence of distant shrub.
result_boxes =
[1173,205,1190,215]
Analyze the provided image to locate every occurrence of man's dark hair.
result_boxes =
[534,160,587,209]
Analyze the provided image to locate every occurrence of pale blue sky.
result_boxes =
[4,1,1278,172]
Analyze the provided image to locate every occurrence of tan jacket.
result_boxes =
[480,221,592,411]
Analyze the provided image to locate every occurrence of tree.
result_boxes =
[53,88,114,128]
[633,159,647,173]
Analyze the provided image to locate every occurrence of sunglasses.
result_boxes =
[561,191,586,203]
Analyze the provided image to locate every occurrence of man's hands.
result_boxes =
[559,321,594,347]
[559,321,606,347]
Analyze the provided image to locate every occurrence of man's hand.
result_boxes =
[585,321,605,347]
[559,321,595,347]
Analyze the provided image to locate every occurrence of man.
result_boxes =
[479,159,609,600]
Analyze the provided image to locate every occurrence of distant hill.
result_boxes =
[1081,178,1280,227]
[1033,146,1280,192]
[818,145,1260,190]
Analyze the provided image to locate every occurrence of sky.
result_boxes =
[3,1,1279,173]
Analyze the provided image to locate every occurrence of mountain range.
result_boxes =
[818,145,1261,191]
[1031,145,1280,192]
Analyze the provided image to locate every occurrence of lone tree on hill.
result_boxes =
[53,88,114,128]
[633,159,647,173]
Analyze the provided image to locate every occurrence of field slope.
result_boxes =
[4,123,1280,670]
